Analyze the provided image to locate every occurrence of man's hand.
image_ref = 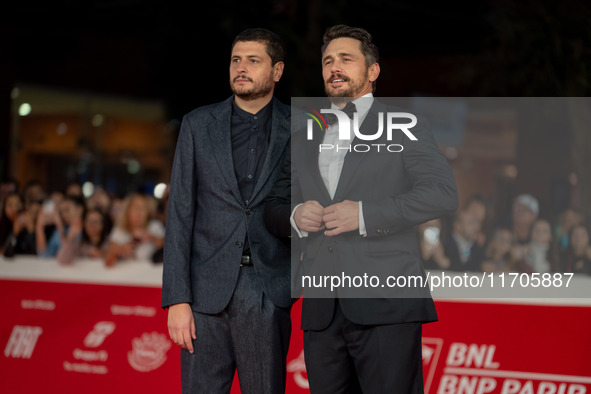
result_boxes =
[323,200,359,236]
[167,303,196,354]
[294,201,325,233]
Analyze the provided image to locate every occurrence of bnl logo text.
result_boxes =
[306,109,418,153]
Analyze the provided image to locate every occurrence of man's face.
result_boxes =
[513,202,537,227]
[322,37,379,99]
[455,211,480,241]
[229,41,282,101]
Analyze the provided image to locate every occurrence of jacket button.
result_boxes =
[245,209,251,215]
[377,229,383,234]
[235,241,242,248]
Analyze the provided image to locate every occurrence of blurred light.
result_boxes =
[569,172,578,186]
[18,103,32,116]
[127,159,141,174]
[444,147,458,160]
[92,114,104,127]
[57,123,68,135]
[11,87,20,100]
[154,183,167,199]
[82,182,95,198]
[503,164,518,179]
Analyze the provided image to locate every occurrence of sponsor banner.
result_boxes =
[1,279,590,393]
[0,279,180,393]
[422,301,591,394]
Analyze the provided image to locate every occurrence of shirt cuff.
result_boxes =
[290,204,309,238]
[359,201,367,236]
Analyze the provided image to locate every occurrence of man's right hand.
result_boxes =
[167,302,196,354]
[294,201,325,233]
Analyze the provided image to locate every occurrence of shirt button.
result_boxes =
[250,149,255,154]
[245,209,251,215]
[245,200,250,205]
[328,246,333,252]
[254,116,258,120]
[235,241,242,248]
[247,174,253,179]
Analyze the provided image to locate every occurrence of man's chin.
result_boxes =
[325,88,353,98]
[233,89,272,101]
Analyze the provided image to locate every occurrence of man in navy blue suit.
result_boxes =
[162,28,292,393]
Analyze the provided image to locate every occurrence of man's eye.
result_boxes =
[250,59,259,63]
[232,58,240,63]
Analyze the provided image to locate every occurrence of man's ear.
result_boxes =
[273,62,285,82]
[368,63,380,83]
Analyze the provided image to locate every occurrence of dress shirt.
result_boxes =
[291,93,373,238]
[231,98,272,254]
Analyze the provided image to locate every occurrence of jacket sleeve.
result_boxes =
[362,118,458,237]
[161,115,197,308]
[263,140,294,238]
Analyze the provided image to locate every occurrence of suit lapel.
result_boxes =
[306,118,333,206]
[249,98,290,205]
[209,97,243,203]
[332,100,385,202]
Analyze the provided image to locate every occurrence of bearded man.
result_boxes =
[162,28,292,394]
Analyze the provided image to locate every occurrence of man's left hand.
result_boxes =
[323,200,359,236]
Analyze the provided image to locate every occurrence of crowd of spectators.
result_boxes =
[418,193,591,275]
[0,178,167,267]
[1,177,590,276]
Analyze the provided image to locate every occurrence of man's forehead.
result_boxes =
[231,40,269,55]
[323,37,362,55]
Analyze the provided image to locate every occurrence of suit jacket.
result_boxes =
[265,99,458,330]
[162,96,292,313]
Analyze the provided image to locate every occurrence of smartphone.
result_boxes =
[42,200,55,215]
[423,226,440,245]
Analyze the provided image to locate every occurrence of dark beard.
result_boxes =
[231,73,274,101]
[324,70,368,102]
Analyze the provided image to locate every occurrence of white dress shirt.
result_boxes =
[291,93,373,238]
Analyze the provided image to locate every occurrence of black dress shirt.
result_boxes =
[230,98,273,255]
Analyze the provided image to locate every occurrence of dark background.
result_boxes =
[1,0,591,217]
[3,1,590,118]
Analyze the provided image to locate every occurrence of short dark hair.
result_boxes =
[322,25,379,91]
[232,28,286,66]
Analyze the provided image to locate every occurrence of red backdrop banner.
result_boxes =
[1,278,590,393]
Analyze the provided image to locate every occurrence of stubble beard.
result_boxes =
[231,72,275,101]
[325,70,369,106]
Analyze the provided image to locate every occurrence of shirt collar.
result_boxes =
[330,93,374,120]
[232,98,273,120]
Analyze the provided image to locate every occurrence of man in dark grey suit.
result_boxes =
[265,25,458,393]
[162,28,292,393]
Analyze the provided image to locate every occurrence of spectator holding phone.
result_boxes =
[104,193,164,267]
[418,219,451,270]
[36,195,85,257]
[57,208,111,265]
